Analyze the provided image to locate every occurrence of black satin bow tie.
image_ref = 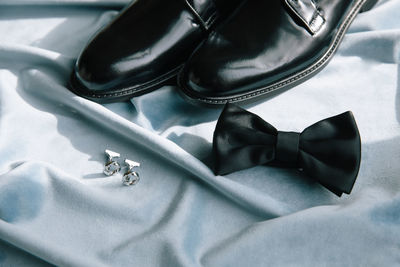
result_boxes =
[213,104,361,197]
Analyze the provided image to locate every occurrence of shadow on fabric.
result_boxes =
[0,239,55,267]
[396,65,400,124]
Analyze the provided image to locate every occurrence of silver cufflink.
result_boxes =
[122,159,140,186]
[104,150,121,176]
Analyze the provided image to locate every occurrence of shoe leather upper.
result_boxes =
[74,0,241,94]
[181,0,359,98]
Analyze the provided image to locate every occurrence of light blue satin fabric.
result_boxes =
[0,0,399,266]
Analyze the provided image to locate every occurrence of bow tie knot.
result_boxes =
[276,131,300,165]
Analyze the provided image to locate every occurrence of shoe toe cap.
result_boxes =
[72,42,121,93]
[181,50,267,100]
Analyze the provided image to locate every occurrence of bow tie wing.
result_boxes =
[213,104,278,175]
[298,111,362,196]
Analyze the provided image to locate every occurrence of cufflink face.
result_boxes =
[122,171,140,186]
[104,150,121,176]
[122,159,141,186]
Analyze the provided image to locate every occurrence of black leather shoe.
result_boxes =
[179,0,378,105]
[70,0,242,102]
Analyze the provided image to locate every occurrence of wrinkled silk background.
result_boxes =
[0,0,399,266]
